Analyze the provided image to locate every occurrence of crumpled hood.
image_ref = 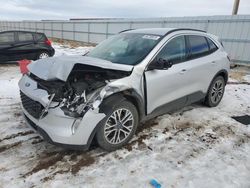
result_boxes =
[28,55,133,81]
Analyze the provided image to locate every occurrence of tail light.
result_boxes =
[18,59,32,74]
[45,39,52,46]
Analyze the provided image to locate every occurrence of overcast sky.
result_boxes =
[0,0,250,20]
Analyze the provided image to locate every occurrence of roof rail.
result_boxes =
[164,28,206,36]
[119,29,134,33]
[119,28,205,35]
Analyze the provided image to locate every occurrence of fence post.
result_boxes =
[73,22,75,41]
[51,22,53,38]
[87,22,90,44]
[61,22,64,40]
[162,20,166,28]
[106,22,109,39]
[204,19,209,32]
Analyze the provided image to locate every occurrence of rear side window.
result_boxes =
[207,37,218,53]
[156,35,186,64]
[188,35,209,58]
[18,32,34,42]
[0,32,15,43]
[34,33,46,42]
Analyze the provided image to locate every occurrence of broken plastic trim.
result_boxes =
[60,87,104,118]
[39,93,55,119]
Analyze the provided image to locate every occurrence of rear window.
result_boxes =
[188,35,209,58]
[0,32,15,43]
[18,32,34,42]
[34,33,46,41]
[207,38,218,52]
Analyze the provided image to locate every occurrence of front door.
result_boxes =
[14,32,36,60]
[0,31,16,62]
[145,35,191,114]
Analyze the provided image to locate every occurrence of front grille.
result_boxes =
[20,91,44,119]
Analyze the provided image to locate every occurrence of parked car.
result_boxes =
[19,28,230,151]
[0,31,55,62]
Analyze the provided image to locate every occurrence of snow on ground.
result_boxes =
[0,43,250,188]
[53,43,93,56]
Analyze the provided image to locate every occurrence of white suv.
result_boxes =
[19,28,230,151]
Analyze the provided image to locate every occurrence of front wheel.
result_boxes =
[204,76,225,107]
[96,100,139,151]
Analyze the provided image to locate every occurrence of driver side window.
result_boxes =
[156,35,186,64]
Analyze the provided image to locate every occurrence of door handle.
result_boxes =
[211,61,216,64]
[179,69,187,74]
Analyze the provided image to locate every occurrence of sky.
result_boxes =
[0,0,250,20]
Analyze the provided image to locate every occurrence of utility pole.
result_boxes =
[232,0,240,15]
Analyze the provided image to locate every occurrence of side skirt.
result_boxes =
[142,91,206,122]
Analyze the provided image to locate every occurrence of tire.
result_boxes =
[204,76,225,107]
[37,51,49,59]
[96,100,139,151]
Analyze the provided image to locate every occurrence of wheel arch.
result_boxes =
[36,49,50,59]
[99,89,145,120]
[206,69,228,96]
[214,69,228,83]
[85,89,145,149]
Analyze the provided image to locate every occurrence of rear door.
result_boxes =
[33,33,49,55]
[14,31,37,60]
[0,31,16,62]
[184,35,220,102]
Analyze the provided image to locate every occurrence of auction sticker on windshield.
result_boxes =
[142,35,160,40]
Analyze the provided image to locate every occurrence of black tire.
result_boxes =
[37,51,49,60]
[96,100,139,151]
[204,76,225,107]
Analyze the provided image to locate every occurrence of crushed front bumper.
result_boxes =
[18,74,105,149]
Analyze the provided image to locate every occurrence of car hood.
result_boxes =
[28,55,134,81]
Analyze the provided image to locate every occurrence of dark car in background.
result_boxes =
[0,31,55,63]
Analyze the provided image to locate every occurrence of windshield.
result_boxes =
[87,33,161,65]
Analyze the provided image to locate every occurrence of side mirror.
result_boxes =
[148,58,173,70]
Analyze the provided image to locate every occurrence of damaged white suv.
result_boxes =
[19,28,230,151]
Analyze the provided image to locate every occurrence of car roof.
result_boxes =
[123,28,206,36]
[0,30,44,34]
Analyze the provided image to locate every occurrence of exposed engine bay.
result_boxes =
[30,64,131,118]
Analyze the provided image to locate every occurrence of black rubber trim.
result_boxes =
[123,89,145,120]
[24,114,89,151]
[143,91,206,122]
[212,69,228,85]
[143,73,148,116]
[99,93,127,114]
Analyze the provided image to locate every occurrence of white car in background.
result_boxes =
[19,28,230,151]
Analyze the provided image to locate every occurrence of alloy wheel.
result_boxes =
[210,79,224,104]
[39,52,49,59]
[104,108,134,145]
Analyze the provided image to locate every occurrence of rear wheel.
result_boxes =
[96,100,139,151]
[37,51,49,59]
[204,76,225,107]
